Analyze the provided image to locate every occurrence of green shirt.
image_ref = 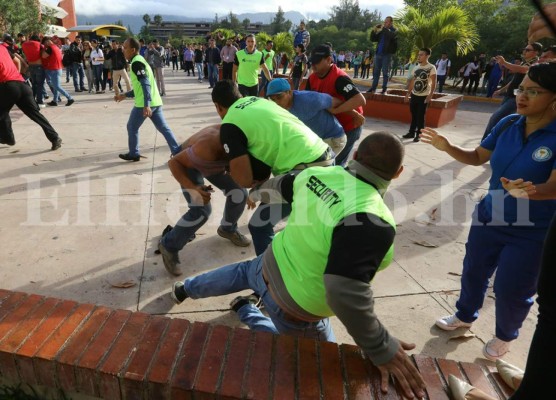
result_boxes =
[272,166,396,317]
[235,49,263,87]
[222,96,328,175]
[262,49,275,71]
[130,54,162,108]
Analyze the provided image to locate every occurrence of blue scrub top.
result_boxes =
[479,114,556,228]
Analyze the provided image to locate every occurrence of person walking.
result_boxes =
[41,37,74,107]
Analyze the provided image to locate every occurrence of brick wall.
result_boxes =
[0,289,513,399]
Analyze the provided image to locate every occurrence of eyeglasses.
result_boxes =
[514,87,550,97]
[522,48,535,52]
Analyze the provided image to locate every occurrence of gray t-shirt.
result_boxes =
[411,62,436,96]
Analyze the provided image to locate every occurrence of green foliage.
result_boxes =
[329,0,382,31]
[272,32,294,56]
[153,14,163,26]
[142,14,151,26]
[270,7,292,35]
[0,0,52,35]
[213,28,236,40]
[403,0,458,15]
[396,6,479,57]
[218,12,242,32]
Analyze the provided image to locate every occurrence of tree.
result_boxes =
[142,14,151,27]
[403,0,457,15]
[272,32,294,57]
[270,6,292,35]
[0,0,52,35]
[153,14,163,26]
[242,18,251,30]
[329,0,380,31]
[395,6,479,57]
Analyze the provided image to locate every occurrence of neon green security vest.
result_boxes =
[236,49,263,87]
[222,97,328,175]
[262,49,275,71]
[130,54,162,108]
[272,166,396,317]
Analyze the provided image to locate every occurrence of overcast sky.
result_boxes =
[46,0,405,19]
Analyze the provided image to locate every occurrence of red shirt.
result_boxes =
[0,45,24,82]
[42,45,62,70]
[21,40,43,62]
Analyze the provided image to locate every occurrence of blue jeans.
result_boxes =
[71,62,85,90]
[44,69,72,102]
[259,70,273,96]
[161,170,247,253]
[436,75,447,93]
[481,97,516,141]
[249,202,292,256]
[184,253,336,341]
[126,106,181,157]
[370,53,392,92]
[29,65,46,104]
[335,126,362,167]
[195,63,203,80]
[208,63,219,87]
[92,64,103,92]
[455,221,545,341]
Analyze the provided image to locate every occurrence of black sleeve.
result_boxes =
[249,154,272,182]
[305,77,312,91]
[325,213,396,282]
[45,46,52,55]
[234,53,239,66]
[259,54,265,65]
[279,173,297,203]
[334,75,361,100]
[131,61,147,78]
[220,123,249,160]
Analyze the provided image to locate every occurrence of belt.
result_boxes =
[292,147,335,170]
[262,270,307,323]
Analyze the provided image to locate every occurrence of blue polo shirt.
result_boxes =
[479,114,556,228]
[289,91,345,140]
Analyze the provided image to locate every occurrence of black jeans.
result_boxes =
[0,81,60,145]
[509,216,556,400]
[222,62,234,80]
[238,84,258,97]
[409,93,428,135]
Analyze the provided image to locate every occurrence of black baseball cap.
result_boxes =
[2,33,14,44]
[310,44,331,64]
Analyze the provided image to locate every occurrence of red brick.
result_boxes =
[340,344,372,400]
[218,328,252,400]
[16,300,78,384]
[75,309,131,397]
[0,297,59,381]
[0,292,27,322]
[272,334,296,400]
[194,324,231,400]
[318,341,344,400]
[171,321,210,399]
[297,338,320,400]
[33,303,95,387]
[413,354,449,400]
[97,312,151,400]
[244,331,273,400]
[0,288,12,302]
[122,316,170,400]
[0,294,44,342]
[56,307,112,393]
[147,318,190,400]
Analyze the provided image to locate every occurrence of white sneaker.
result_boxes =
[483,337,511,361]
[435,314,473,331]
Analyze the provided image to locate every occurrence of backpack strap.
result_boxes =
[494,115,521,140]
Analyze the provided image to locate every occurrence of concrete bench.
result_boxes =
[0,289,515,399]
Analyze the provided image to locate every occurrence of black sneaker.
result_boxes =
[51,138,62,150]
[47,101,58,107]
[413,136,420,142]
[119,153,140,161]
[171,281,188,304]
[402,132,415,139]
[0,136,16,146]
[66,99,75,107]
[158,240,182,276]
[230,293,261,313]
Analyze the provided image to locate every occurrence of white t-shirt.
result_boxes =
[463,62,479,77]
[91,48,104,66]
[411,62,437,96]
[435,58,451,76]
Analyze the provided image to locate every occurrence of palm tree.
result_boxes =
[142,14,151,27]
[395,6,479,57]
[153,14,163,26]
[271,32,294,57]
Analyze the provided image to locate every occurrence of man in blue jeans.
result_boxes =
[114,38,181,161]
[368,16,398,94]
[157,124,272,275]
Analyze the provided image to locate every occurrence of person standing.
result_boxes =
[306,44,366,166]
[403,48,436,142]
[220,38,237,80]
[41,37,75,107]
[69,36,86,92]
[293,21,310,50]
[205,38,221,89]
[289,44,307,90]
[114,38,181,161]
[259,40,276,96]
[147,39,166,96]
[21,34,46,107]
[233,34,272,97]
[106,40,131,97]
[90,39,105,93]
[368,16,398,94]
[0,45,62,150]
[183,45,194,76]
[435,52,451,93]
[194,43,204,83]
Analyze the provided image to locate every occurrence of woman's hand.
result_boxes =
[500,177,537,198]
[420,127,450,151]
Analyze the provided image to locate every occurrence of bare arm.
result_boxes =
[495,56,529,74]
[229,154,254,188]
[168,150,212,205]
[502,170,556,201]
[261,63,272,81]
[329,93,365,115]
[420,127,492,166]
[232,64,238,83]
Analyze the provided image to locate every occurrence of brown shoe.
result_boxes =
[217,227,251,247]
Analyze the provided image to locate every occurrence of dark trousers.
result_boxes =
[0,81,60,145]
[409,93,428,134]
[238,84,258,97]
[436,75,447,93]
[71,62,85,90]
[184,61,194,75]
[222,62,234,80]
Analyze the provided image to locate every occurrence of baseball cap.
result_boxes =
[310,44,331,64]
[266,78,291,97]
[2,33,13,44]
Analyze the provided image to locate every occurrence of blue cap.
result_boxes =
[266,78,291,97]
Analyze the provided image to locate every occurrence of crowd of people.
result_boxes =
[1,4,556,399]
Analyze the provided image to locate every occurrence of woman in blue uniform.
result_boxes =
[421,62,556,361]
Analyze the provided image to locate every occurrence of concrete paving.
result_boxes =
[0,71,536,372]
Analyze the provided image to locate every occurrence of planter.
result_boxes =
[362,89,463,128]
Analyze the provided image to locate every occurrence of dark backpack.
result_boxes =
[62,50,72,67]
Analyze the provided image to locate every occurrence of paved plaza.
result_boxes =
[0,72,536,371]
